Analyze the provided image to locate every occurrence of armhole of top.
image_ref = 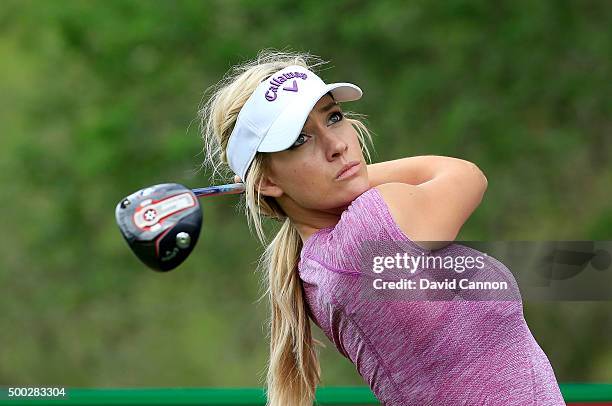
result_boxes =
[367,187,431,254]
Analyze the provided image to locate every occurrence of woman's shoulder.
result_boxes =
[301,188,425,271]
[336,186,416,243]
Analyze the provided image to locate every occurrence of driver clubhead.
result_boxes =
[115,183,202,271]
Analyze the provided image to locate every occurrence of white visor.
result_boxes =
[226,65,362,181]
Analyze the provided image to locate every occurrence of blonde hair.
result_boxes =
[198,48,375,405]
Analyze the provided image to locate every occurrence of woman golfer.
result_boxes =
[199,50,565,405]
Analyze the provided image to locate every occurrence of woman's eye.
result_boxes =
[289,133,309,149]
[330,111,343,123]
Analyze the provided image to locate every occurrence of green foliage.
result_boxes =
[0,0,610,386]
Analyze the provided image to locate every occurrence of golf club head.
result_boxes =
[115,183,202,271]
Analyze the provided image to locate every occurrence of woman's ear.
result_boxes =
[258,174,284,198]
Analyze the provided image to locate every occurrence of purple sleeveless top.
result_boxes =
[298,188,565,405]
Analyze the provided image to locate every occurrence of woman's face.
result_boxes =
[260,94,370,214]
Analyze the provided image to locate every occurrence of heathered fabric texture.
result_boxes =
[298,187,565,406]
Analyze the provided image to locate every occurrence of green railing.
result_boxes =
[1,384,611,405]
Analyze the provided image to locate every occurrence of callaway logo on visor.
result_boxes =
[264,71,308,101]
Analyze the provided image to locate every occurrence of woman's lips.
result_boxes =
[336,162,360,180]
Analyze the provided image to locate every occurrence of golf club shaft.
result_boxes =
[192,182,246,198]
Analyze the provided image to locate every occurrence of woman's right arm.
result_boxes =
[367,155,482,187]
[369,155,488,250]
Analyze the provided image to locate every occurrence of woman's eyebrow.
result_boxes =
[317,101,339,113]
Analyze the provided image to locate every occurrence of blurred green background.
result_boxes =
[1,0,610,389]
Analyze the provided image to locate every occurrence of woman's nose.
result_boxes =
[322,130,348,160]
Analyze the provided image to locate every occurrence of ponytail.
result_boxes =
[262,218,322,405]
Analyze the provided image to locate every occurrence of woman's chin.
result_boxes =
[339,176,370,199]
